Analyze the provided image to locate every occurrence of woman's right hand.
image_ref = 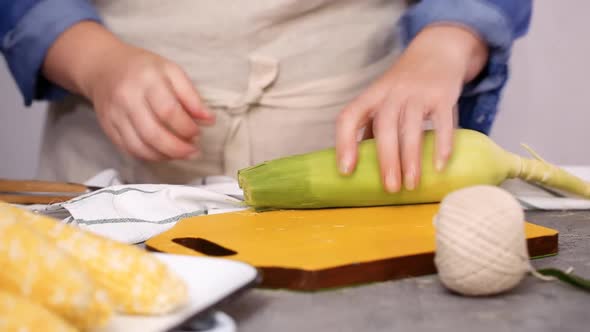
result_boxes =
[43,22,215,161]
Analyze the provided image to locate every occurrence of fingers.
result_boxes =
[90,49,214,161]
[165,64,215,124]
[145,84,200,140]
[112,117,167,161]
[98,106,166,161]
[100,118,126,154]
[373,96,402,193]
[431,105,455,172]
[336,96,374,175]
[337,88,455,194]
[399,100,425,191]
[126,97,199,160]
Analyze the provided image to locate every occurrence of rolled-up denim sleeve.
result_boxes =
[398,0,532,134]
[0,0,102,106]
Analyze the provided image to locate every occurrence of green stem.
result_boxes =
[537,268,590,292]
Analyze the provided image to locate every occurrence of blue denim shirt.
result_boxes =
[0,0,531,134]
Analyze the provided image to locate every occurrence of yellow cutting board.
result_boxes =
[146,204,558,291]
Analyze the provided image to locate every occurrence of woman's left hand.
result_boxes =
[335,25,488,193]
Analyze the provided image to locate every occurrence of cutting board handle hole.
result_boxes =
[172,237,237,257]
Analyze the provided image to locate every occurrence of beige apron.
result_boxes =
[38,0,407,184]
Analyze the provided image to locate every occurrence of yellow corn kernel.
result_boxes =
[0,203,113,329]
[2,202,189,315]
[0,290,78,332]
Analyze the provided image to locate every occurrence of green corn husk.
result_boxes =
[237,129,590,210]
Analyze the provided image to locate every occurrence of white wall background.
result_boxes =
[490,1,589,165]
[0,1,588,179]
[0,64,46,179]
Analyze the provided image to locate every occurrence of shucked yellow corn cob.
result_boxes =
[0,202,189,315]
[0,205,113,329]
[0,290,78,332]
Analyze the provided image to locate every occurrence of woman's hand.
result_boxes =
[43,22,214,161]
[87,46,215,161]
[336,25,488,192]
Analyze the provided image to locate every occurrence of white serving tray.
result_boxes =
[94,253,259,332]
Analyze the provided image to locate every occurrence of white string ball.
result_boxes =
[433,185,534,296]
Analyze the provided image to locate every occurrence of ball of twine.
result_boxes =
[433,185,535,296]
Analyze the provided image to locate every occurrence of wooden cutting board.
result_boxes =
[145,204,558,291]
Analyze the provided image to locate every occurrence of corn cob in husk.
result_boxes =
[238,129,590,210]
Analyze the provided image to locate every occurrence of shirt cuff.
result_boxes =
[1,0,102,106]
[400,0,514,55]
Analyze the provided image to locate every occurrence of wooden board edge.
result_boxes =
[257,252,436,291]
[146,234,559,291]
[527,234,559,258]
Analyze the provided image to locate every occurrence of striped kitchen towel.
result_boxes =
[35,170,245,244]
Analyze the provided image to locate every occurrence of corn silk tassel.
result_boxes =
[238,129,590,210]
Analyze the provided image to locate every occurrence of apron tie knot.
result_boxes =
[226,55,279,115]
